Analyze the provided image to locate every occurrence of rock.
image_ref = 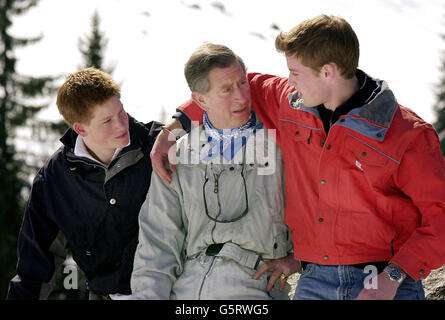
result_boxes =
[423,265,445,300]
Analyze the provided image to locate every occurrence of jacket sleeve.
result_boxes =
[247,73,293,134]
[390,127,445,281]
[175,100,204,131]
[7,171,67,300]
[145,120,164,139]
[131,170,186,299]
[177,73,292,136]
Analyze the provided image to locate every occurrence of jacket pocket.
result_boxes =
[337,135,398,252]
[343,134,399,189]
[299,263,316,279]
[270,221,292,259]
[345,134,390,167]
[279,119,314,143]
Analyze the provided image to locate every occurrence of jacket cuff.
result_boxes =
[172,110,192,133]
[390,248,429,281]
[7,275,42,300]
[176,99,204,126]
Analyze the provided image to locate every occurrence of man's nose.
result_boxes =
[234,86,249,103]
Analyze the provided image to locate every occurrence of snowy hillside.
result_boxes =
[10,0,445,129]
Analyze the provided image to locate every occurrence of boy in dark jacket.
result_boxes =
[7,67,162,299]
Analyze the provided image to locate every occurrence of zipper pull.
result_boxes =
[213,168,223,193]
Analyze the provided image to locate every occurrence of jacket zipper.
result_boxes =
[197,256,217,300]
[213,170,224,220]
[67,157,107,170]
[210,170,224,243]
[329,111,334,129]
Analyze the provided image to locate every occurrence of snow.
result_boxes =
[9,0,445,126]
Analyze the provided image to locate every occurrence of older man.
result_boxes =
[131,44,299,299]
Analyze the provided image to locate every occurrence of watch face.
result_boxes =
[385,266,403,282]
[390,269,402,280]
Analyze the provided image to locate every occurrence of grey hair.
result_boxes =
[184,43,246,93]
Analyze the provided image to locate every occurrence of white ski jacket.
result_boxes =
[131,121,292,299]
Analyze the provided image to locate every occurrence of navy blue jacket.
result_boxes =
[7,116,162,299]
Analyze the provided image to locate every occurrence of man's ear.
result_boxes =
[73,122,87,137]
[191,91,208,111]
[320,63,338,79]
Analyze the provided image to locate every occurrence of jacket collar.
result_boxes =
[60,115,145,164]
[345,79,398,141]
[288,70,398,141]
[176,112,271,169]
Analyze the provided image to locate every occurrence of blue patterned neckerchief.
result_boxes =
[203,111,263,161]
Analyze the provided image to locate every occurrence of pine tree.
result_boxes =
[49,10,116,139]
[78,10,114,73]
[0,0,58,298]
[51,11,115,138]
[433,32,445,155]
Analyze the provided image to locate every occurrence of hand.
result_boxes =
[354,271,400,300]
[150,119,183,184]
[253,255,302,291]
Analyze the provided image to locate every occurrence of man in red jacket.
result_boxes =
[151,15,445,299]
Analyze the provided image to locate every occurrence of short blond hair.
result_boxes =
[56,67,120,126]
[275,15,359,79]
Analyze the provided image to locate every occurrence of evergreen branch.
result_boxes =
[12,34,43,47]
[10,0,39,15]
[14,74,59,97]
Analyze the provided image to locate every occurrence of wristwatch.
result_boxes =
[383,265,406,284]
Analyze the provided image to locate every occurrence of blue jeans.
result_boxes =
[293,263,425,300]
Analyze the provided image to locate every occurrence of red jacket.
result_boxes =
[179,72,445,281]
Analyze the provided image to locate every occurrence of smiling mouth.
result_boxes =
[116,131,128,139]
[233,106,248,114]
